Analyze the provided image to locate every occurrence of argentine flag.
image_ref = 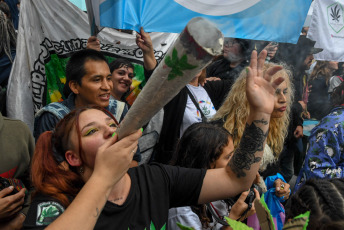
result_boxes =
[98,0,312,44]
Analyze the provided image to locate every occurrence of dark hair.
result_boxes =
[63,49,109,97]
[171,122,232,228]
[31,105,118,207]
[309,61,334,85]
[330,81,344,107]
[333,62,344,77]
[274,35,315,71]
[0,2,10,18]
[171,122,231,169]
[0,5,16,63]
[235,38,253,60]
[286,178,344,230]
[109,58,134,73]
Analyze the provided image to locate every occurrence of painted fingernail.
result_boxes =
[246,67,249,74]
[140,128,143,132]
[9,186,14,190]
[112,132,117,137]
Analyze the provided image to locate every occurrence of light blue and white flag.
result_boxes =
[98,0,312,44]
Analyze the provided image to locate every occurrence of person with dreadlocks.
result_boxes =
[294,81,344,192]
[0,2,16,115]
[286,178,344,229]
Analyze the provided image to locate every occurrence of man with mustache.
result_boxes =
[33,50,130,158]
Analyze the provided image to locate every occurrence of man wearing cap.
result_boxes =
[206,38,251,81]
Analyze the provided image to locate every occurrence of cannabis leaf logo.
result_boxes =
[165,48,197,81]
[38,205,60,223]
[331,4,341,22]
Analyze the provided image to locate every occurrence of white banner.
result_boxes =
[7,0,178,131]
[308,0,344,61]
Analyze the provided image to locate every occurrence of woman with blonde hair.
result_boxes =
[212,62,293,194]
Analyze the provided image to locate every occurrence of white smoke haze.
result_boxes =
[188,17,223,56]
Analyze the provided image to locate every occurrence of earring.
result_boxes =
[79,166,84,174]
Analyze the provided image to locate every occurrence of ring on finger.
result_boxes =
[280,184,285,190]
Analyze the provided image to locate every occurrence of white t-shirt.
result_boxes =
[179,84,216,136]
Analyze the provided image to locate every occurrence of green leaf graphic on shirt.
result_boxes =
[165,48,197,81]
[38,205,60,223]
[201,105,210,116]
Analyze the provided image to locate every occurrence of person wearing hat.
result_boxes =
[206,38,252,81]
[275,35,323,107]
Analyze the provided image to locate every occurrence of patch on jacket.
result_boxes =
[36,201,64,225]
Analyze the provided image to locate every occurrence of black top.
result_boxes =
[206,57,247,81]
[308,76,332,120]
[23,163,206,230]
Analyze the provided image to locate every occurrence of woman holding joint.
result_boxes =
[23,50,283,230]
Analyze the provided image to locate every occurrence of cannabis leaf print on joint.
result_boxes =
[331,4,341,22]
[165,48,197,81]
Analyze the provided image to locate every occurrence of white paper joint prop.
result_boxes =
[116,17,223,140]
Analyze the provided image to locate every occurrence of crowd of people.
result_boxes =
[1,1,344,229]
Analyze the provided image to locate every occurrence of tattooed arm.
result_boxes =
[198,50,284,204]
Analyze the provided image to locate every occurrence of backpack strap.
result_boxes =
[186,87,207,122]
[107,98,126,122]
[35,102,70,120]
[337,75,344,82]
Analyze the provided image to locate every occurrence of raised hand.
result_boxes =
[135,27,154,54]
[246,50,284,115]
[136,27,157,70]
[86,36,100,51]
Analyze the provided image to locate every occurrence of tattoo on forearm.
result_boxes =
[253,119,268,125]
[229,120,268,178]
